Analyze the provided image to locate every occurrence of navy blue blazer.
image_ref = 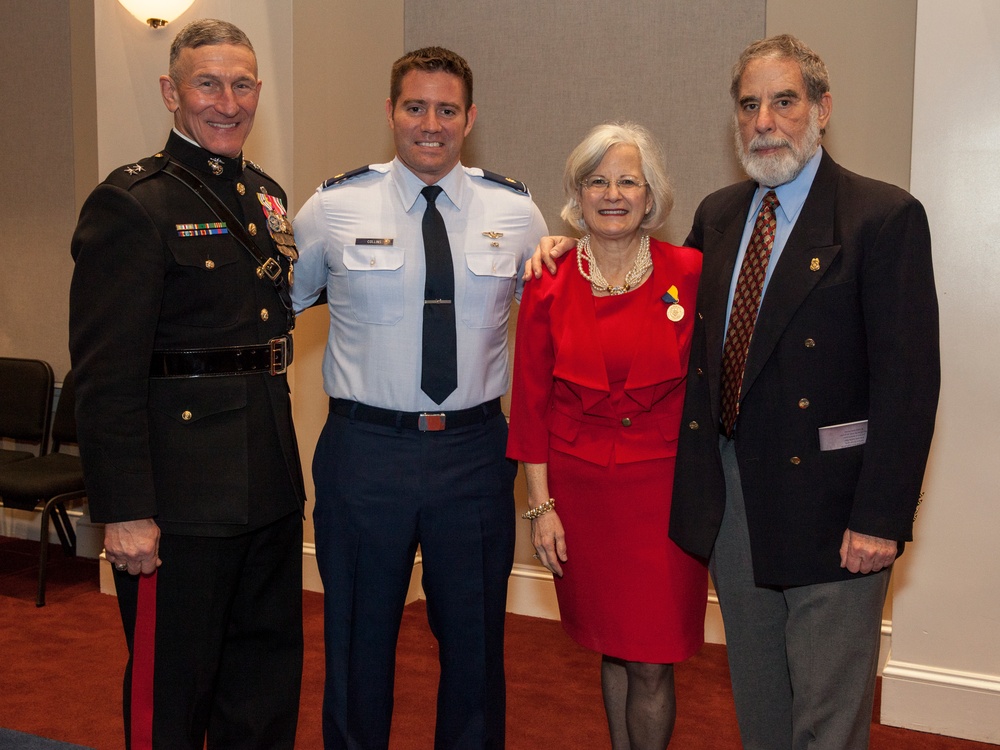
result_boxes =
[669,150,940,586]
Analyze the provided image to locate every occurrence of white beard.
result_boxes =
[736,107,822,187]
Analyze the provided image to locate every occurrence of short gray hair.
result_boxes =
[168,19,256,80]
[730,34,830,104]
[561,122,674,234]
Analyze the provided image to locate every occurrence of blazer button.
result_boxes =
[804,338,816,348]
[790,456,801,465]
[696,367,704,376]
[181,410,193,421]
[688,421,699,430]
[260,308,270,321]
[621,417,632,427]
[798,398,810,409]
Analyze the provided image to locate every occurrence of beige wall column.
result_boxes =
[880,0,1000,743]
[287,0,404,561]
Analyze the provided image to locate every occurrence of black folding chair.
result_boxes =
[0,357,54,464]
[0,371,87,606]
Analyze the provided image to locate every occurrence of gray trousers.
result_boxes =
[712,436,890,750]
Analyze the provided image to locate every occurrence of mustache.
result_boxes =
[747,135,791,153]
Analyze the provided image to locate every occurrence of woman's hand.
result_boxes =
[531,510,567,577]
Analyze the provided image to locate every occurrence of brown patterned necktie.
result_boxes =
[720,190,779,438]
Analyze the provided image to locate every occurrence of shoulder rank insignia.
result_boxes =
[107,152,166,188]
[480,169,528,194]
[322,165,373,189]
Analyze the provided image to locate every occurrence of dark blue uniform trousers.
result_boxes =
[313,410,516,750]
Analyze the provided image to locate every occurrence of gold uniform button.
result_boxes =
[248,223,257,236]
[804,338,816,348]
[260,308,269,322]
[798,398,810,409]
[621,417,632,427]
[688,421,699,430]
[790,456,801,465]
[236,182,245,195]
[205,259,215,270]
[181,410,193,421]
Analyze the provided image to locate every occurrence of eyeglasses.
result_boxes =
[580,176,648,192]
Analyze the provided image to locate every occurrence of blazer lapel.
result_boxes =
[623,269,682,409]
[702,182,757,418]
[741,151,843,400]
[552,270,611,409]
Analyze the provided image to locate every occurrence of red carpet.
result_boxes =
[0,536,993,749]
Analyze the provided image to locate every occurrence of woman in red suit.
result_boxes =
[508,122,707,748]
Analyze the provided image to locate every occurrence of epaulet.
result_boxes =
[479,169,528,195]
[104,152,168,189]
[322,165,373,189]
[243,158,273,181]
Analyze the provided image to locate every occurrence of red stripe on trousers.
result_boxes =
[130,571,157,750]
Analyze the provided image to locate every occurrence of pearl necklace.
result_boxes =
[576,234,651,295]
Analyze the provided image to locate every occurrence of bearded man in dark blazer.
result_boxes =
[69,19,304,749]
[668,35,940,750]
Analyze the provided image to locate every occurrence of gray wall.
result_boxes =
[405,0,764,244]
[0,1,87,380]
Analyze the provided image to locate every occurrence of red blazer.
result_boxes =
[508,239,702,467]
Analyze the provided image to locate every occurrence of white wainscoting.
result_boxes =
[881,661,1000,744]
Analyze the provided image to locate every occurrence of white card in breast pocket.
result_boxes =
[818,419,868,451]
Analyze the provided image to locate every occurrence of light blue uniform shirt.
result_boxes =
[292,158,548,412]
[723,147,824,333]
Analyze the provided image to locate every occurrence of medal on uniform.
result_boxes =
[662,285,685,321]
[257,188,299,262]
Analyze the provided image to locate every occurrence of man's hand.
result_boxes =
[523,236,576,280]
[840,529,897,574]
[105,518,161,576]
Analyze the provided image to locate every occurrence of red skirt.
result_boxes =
[547,448,707,663]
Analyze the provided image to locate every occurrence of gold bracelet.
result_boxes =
[521,498,555,520]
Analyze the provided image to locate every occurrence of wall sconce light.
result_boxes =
[118,0,196,28]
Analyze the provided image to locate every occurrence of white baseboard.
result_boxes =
[880,659,1000,744]
[1,505,104,558]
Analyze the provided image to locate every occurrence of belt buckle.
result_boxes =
[258,257,282,281]
[269,337,288,375]
[418,413,446,431]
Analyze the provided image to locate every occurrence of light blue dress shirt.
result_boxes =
[723,147,824,333]
[292,158,548,411]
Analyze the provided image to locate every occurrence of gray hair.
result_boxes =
[560,122,674,234]
[168,19,256,80]
[730,34,830,104]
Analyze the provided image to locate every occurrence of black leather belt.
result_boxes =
[329,397,502,432]
[150,336,292,378]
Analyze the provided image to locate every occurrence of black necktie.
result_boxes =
[420,185,457,404]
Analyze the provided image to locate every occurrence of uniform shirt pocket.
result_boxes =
[165,238,243,327]
[342,244,406,325]
[462,252,517,328]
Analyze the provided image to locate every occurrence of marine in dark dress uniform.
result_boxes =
[69,19,304,749]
